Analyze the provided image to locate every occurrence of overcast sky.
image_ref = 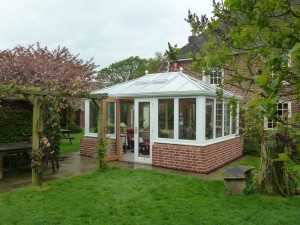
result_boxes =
[0,0,215,69]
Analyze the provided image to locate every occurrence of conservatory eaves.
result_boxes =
[91,71,240,99]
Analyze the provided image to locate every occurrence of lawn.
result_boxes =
[60,131,83,155]
[0,167,299,225]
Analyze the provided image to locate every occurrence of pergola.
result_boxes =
[0,85,107,184]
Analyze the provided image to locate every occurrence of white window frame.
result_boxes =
[84,99,117,138]
[264,101,291,129]
[202,67,224,85]
[155,97,198,145]
[154,96,239,147]
[84,99,98,137]
[205,98,239,145]
[106,102,117,139]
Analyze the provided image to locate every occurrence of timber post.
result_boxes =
[25,95,44,184]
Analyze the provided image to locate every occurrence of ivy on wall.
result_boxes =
[0,100,32,143]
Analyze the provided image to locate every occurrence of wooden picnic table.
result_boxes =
[0,142,32,179]
[61,129,74,144]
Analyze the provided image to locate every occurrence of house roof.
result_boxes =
[91,71,241,99]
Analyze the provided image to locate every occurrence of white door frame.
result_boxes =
[134,98,153,164]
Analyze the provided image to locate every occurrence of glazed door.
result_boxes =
[134,99,153,164]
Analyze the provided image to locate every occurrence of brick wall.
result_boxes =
[152,137,243,173]
[80,136,117,157]
[80,136,97,157]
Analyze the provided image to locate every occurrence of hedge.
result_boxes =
[0,100,32,143]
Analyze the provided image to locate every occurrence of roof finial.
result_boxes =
[180,67,183,72]
[166,61,170,72]
[145,70,148,75]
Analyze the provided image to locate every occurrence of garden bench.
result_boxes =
[223,165,254,195]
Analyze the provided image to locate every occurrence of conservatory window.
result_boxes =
[231,102,237,134]
[158,99,174,139]
[205,99,214,140]
[89,100,99,134]
[179,98,196,140]
[106,102,116,136]
[224,102,230,136]
[215,101,223,137]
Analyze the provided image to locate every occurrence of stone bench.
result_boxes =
[224,165,254,195]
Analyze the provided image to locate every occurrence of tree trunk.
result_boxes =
[257,141,288,195]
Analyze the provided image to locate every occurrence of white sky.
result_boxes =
[0,0,215,69]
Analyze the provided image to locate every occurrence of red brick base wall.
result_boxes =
[80,137,97,157]
[152,137,243,173]
[80,136,117,157]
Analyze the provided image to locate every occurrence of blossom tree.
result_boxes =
[0,43,102,184]
[0,43,98,93]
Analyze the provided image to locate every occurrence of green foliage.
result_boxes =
[96,138,107,169]
[97,56,149,87]
[43,99,61,155]
[241,107,264,156]
[0,101,32,143]
[244,179,258,195]
[146,51,164,73]
[97,53,164,88]
[68,124,83,133]
[165,42,180,63]
[186,0,300,195]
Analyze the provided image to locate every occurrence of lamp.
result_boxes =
[120,122,127,133]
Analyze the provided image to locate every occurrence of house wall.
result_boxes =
[152,137,243,173]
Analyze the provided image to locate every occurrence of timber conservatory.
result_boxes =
[80,69,243,173]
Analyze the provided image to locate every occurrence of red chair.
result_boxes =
[126,128,134,149]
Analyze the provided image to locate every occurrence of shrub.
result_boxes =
[240,107,263,156]
[0,100,32,143]
[68,123,83,133]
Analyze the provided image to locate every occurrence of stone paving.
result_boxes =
[0,152,249,193]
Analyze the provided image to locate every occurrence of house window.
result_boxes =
[89,100,99,134]
[158,99,174,139]
[106,102,116,136]
[210,67,223,85]
[265,102,291,129]
[205,99,214,140]
[215,101,223,137]
[179,98,196,140]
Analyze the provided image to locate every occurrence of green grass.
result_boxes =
[60,131,84,155]
[0,167,299,225]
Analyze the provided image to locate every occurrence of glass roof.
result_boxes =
[91,71,239,99]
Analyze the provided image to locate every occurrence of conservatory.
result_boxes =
[80,70,243,173]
